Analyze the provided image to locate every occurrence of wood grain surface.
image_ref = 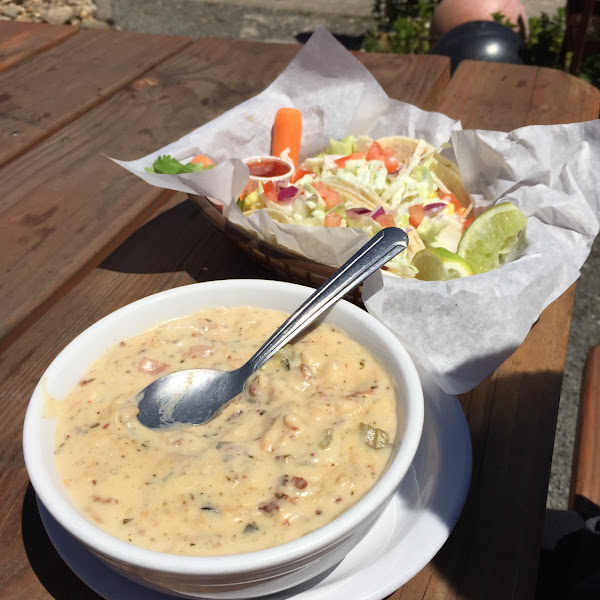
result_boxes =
[0,35,449,352]
[0,28,191,166]
[0,20,76,72]
[437,60,600,129]
[1,22,599,600]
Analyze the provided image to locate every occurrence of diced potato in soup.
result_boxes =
[52,307,397,556]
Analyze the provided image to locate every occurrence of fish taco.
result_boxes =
[238,134,474,278]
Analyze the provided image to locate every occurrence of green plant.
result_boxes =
[525,8,567,67]
[490,11,527,40]
[580,53,600,88]
[364,3,599,90]
[364,0,438,54]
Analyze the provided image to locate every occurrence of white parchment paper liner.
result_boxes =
[112,27,600,395]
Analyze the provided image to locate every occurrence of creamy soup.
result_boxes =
[52,307,397,556]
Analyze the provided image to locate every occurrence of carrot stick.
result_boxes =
[191,155,215,167]
[271,108,302,168]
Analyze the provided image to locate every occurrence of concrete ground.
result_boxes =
[101,0,597,511]
[103,0,567,43]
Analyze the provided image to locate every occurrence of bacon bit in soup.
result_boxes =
[184,345,214,358]
[260,501,279,514]
[137,357,168,374]
[93,495,117,504]
[292,477,307,489]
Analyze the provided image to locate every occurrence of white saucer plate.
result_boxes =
[37,383,471,600]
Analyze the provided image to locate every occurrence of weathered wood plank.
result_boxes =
[0,27,191,167]
[0,36,448,352]
[529,65,600,125]
[356,51,450,110]
[0,21,76,72]
[436,60,600,130]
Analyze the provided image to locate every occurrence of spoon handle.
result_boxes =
[243,227,408,374]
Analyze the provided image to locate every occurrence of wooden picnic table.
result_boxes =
[1,21,598,600]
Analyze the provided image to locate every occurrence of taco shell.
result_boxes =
[355,135,472,212]
[320,175,380,210]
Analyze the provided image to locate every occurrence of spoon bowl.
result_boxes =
[137,227,408,428]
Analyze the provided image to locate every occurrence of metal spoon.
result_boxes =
[136,227,408,428]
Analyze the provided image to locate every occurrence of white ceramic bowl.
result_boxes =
[23,279,424,599]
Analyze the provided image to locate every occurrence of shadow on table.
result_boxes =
[21,483,103,600]
[100,198,275,282]
[295,31,366,50]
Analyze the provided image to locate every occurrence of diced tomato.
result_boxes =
[334,152,365,168]
[290,169,314,184]
[366,141,384,161]
[262,180,279,203]
[463,217,474,230]
[323,212,342,227]
[408,204,424,228]
[382,154,400,173]
[191,154,215,167]
[366,141,400,173]
[374,213,396,228]
[313,181,342,209]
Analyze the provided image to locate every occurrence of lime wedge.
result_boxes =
[413,247,474,281]
[457,202,527,274]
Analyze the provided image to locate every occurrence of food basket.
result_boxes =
[189,195,364,304]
